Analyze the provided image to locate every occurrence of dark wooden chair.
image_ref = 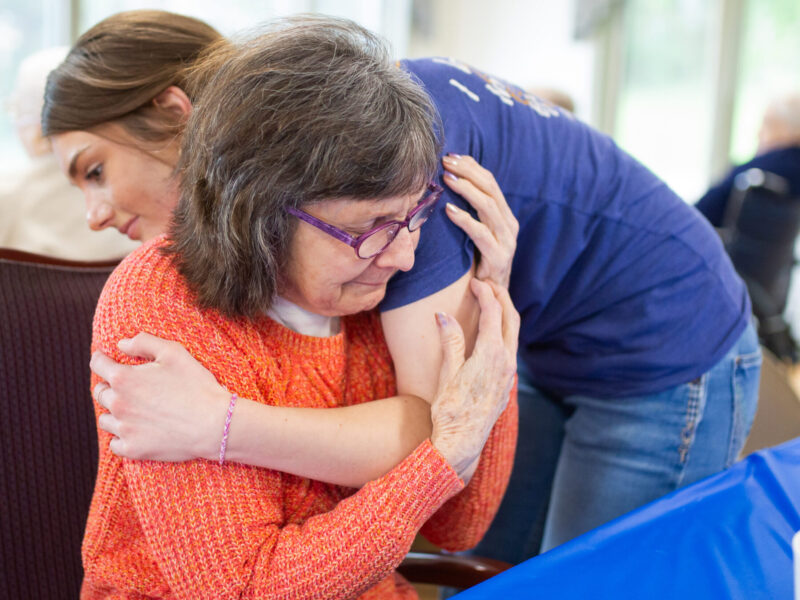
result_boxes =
[0,248,118,600]
[398,551,510,589]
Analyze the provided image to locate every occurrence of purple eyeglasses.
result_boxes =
[285,182,443,259]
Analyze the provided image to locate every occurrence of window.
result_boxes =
[0,0,69,172]
[729,0,800,164]
[613,0,716,202]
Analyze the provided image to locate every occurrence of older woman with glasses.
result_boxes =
[51,15,517,599]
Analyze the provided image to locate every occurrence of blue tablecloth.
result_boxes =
[457,438,800,599]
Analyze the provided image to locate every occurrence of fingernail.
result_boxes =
[442,156,458,167]
[446,202,461,213]
[447,152,462,159]
[444,172,459,182]
[435,312,449,327]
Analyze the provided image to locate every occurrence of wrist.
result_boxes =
[431,430,475,478]
[218,393,238,466]
[197,387,235,461]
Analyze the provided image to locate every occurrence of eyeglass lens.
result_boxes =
[356,187,440,258]
[358,224,401,258]
[408,199,437,231]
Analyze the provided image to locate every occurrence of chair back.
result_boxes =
[0,249,116,600]
[722,169,800,361]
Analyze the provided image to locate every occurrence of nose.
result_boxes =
[374,227,416,272]
[85,192,115,231]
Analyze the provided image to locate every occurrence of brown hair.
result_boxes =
[169,15,442,318]
[41,9,223,144]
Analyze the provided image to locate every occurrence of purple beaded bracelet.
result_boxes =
[218,393,237,466]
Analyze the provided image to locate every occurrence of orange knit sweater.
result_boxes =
[82,238,518,599]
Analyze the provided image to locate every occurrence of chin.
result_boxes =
[339,285,388,316]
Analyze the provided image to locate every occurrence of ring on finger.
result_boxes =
[97,384,109,407]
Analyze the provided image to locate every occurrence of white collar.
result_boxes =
[266,295,341,337]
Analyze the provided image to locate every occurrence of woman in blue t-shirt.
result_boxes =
[71,18,760,562]
[379,57,760,560]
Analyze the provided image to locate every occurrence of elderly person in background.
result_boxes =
[0,47,135,259]
[527,86,575,113]
[48,16,518,598]
[697,92,800,225]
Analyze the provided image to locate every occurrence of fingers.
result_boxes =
[98,412,120,437]
[90,351,123,385]
[94,381,112,410]
[473,279,519,387]
[108,436,125,457]
[97,401,127,457]
[445,202,501,263]
[442,154,503,202]
[487,281,520,350]
[442,155,509,238]
[442,154,517,233]
[469,279,503,346]
[442,154,518,288]
[117,332,170,360]
[436,311,467,386]
[94,381,128,420]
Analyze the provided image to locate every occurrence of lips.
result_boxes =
[352,278,392,287]
[353,268,399,287]
[118,217,139,240]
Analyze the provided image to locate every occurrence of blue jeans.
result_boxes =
[471,322,761,563]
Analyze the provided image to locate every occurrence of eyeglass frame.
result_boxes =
[285,182,443,259]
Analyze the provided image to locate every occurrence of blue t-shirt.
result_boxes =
[381,57,750,398]
[696,146,800,227]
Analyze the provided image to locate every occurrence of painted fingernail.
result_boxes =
[442,155,458,166]
[444,172,459,182]
[446,202,461,213]
[447,152,463,159]
[435,312,449,327]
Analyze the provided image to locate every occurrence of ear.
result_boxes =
[152,86,192,122]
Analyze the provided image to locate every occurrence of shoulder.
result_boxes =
[93,238,277,401]
[746,146,800,174]
[401,57,565,122]
[93,236,205,351]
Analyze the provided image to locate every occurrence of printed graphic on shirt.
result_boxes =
[432,57,563,118]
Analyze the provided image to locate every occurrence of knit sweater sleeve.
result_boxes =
[419,382,518,551]
[88,244,465,599]
[124,442,461,599]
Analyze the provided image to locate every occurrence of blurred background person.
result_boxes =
[696,92,800,226]
[0,47,136,260]
[527,86,575,113]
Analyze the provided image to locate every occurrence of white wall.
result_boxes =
[407,0,595,119]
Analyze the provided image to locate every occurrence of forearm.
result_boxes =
[124,441,462,599]
[218,394,432,488]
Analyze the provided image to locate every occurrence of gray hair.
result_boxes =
[167,15,442,318]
